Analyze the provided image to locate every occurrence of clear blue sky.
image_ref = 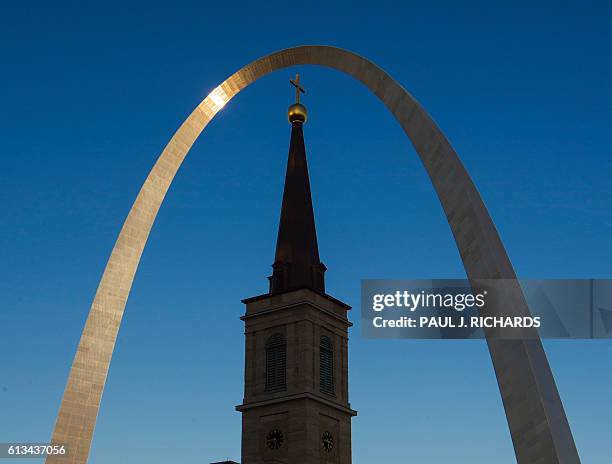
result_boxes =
[1,1,611,463]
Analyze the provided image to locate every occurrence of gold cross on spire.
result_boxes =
[290,73,306,104]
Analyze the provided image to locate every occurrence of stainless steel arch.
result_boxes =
[47,45,580,464]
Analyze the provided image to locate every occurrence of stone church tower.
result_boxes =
[236,76,356,464]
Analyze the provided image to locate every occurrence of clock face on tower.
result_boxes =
[266,429,284,450]
[322,431,334,452]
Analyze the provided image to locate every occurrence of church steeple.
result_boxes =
[269,74,326,294]
[239,76,355,463]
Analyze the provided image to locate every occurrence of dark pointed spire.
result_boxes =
[268,75,326,294]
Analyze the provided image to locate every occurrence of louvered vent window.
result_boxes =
[265,334,287,392]
[319,336,335,396]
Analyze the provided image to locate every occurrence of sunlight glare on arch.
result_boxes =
[208,85,230,111]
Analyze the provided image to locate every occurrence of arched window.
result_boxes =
[265,334,286,392]
[319,336,335,395]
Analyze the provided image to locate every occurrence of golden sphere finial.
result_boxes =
[288,103,307,123]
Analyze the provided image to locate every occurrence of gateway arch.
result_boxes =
[47,45,581,464]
